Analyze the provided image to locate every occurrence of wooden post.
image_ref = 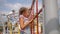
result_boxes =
[10,23,12,34]
[18,24,20,34]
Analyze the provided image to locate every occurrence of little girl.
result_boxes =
[19,7,33,34]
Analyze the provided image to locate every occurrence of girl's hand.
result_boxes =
[29,17,34,23]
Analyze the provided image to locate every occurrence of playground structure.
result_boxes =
[0,0,59,34]
[1,0,43,34]
[1,14,20,34]
[0,0,43,34]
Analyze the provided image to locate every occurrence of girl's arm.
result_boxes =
[19,17,33,29]
[19,8,43,29]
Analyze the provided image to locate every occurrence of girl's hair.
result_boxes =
[19,7,28,15]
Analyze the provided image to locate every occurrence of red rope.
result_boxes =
[30,0,35,34]
[36,0,39,34]
[29,0,44,34]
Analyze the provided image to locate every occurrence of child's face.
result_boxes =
[24,10,30,18]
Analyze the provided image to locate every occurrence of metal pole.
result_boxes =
[43,0,59,34]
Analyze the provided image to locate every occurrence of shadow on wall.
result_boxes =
[44,18,60,34]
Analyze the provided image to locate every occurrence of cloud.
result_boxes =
[5,3,31,11]
[0,10,12,15]
[0,10,6,14]
[5,3,21,10]
[0,3,31,15]
[4,2,42,14]
[5,2,42,10]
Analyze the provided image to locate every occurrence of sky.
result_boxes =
[0,0,42,24]
[0,0,42,14]
[0,0,60,23]
[0,0,60,15]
